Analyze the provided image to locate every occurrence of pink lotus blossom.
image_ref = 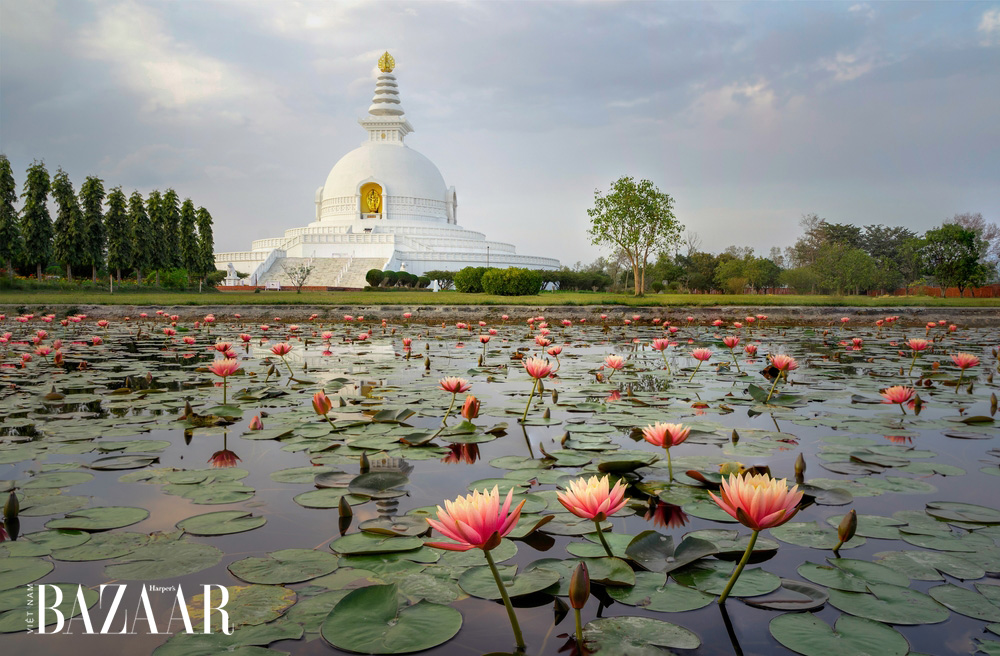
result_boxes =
[425,486,524,552]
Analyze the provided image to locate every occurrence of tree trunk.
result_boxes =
[136,268,142,285]
[36,263,42,280]
[6,259,12,282]
[116,268,121,283]
[631,260,641,297]
[155,270,161,286]
[65,264,72,282]
[92,265,97,283]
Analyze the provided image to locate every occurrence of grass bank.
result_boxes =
[1,289,998,308]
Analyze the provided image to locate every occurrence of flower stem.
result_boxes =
[908,352,918,376]
[442,393,456,426]
[594,519,614,557]
[280,356,294,378]
[717,529,759,604]
[764,375,780,403]
[520,379,538,423]
[956,371,964,393]
[574,607,583,646]
[222,379,227,405]
[485,548,525,650]
[688,360,702,383]
[661,351,671,374]
[665,446,673,482]
[730,350,742,373]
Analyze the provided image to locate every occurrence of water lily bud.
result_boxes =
[4,491,18,521]
[569,562,590,610]
[794,453,806,479]
[338,495,353,518]
[838,509,857,544]
[461,395,480,420]
[359,452,370,474]
[551,389,558,403]
[731,429,739,445]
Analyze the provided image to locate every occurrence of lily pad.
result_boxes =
[0,557,54,591]
[177,510,267,536]
[770,521,866,550]
[769,612,909,656]
[458,563,560,599]
[104,541,222,580]
[798,558,909,592]
[927,583,1000,621]
[827,583,949,625]
[46,506,150,532]
[229,549,339,584]
[607,571,715,612]
[583,616,701,655]
[320,584,462,654]
[672,559,780,597]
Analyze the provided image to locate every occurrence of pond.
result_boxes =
[1,311,998,655]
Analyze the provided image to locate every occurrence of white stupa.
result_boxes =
[216,51,559,288]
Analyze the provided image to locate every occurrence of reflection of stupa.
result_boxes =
[216,51,559,288]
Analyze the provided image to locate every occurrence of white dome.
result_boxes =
[322,142,447,202]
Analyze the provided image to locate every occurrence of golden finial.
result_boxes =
[378,51,395,73]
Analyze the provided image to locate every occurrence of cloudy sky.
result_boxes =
[2,1,998,266]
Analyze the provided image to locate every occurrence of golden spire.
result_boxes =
[378,51,395,73]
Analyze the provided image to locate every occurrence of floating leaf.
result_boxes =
[46,506,150,532]
[769,612,908,656]
[177,510,266,536]
[672,559,780,597]
[827,583,949,625]
[458,564,560,599]
[798,558,909,592]
[770,521,866,550]
[229,549,339,584]
[105,541,222,580]
[187,584,296,632]
[606,571,715,612]
[743,579,829,611]
[321,584,462,654]
[0,557,54,591]
[583,616,700,655]
[927,583,1000,621]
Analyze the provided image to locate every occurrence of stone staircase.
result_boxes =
[256,256,387,288]
[339,258,388,289]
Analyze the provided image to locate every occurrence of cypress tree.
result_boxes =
[128,191,151,284]
[79,176,106,282]
[51,168,84,281]
[161,189,181,268]
[20,161,52,281]
[105,187,131,282]
[179,198,199,280]
[0,155,20,281]
[146,190,164,285]
[196,206,216,280]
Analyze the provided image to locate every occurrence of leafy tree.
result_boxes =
[920,224,991,296]
[105,187,131,281]
[161,189,181,268]
[714,257,748,294]
[0,155,21,280]
[839,248,878,295]
[20,160,52,280]
[745,256,781,292]
[178,199,199,281]
[785,213,826,269]
[947,212,1000,280]
[366,269,384,287]
[821,222,863,249]
[779,266,820,293]
[129,191,153,283]
[51,168,83,281]
[587,177,682,296]
[861,224,916,260]
[280,262,314,293]
[424,269,455,290]
[145,191,166,285]
[79,176,106,282]
[195,207,215,279]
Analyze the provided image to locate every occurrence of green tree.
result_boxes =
[179,199,199,280]
[129,191,152,283]
[587,177,683,296]
[821,222,863,249]
[20,161,53,280]
[51,168,84,281]
[161,189,181,268]
[195,207,215,280]
[920,224,991,296]
[79,176,106,282]
[105,187,131,281]
[146,190,166,284]
[0,155,21,280]
[745,256,782,292]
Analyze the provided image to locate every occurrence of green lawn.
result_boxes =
[1,289,998,307]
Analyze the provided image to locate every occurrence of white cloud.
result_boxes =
[979,8,1000,45]
[822,51,874,82]
[77,1,265,112]
[688,80,778,126]
[848,3,875,20]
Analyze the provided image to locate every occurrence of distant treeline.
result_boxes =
[0,155,217,284]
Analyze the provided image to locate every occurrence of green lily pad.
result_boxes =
[51,531,149,561]
[925,501,1000,525]
[827,583,949,625]
[927,583,1000,621]
[22,471,95,488]
[0,557,54,591]
[798,558,909,592]
[607,571,715,611]
[321,584,462,654]
[187,584,296,632]
[672,559,780,597]
[152,619,303,656]
[770,521,866,550]
[583,616,701,655]
[229,549,339,584]
[348,471,409,499]
[177,510,267,536]
[625,531,718,573]
[458,563,560,599]
[46,506,150,531]
[331,532,424,555]
[0,583,99,633]
[769,612,909,656]
[874,550,986,581]
[104,541,222,580]
[743,579,829,611]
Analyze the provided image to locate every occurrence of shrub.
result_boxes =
[650,282,664,293]
[383,270,400,287]
[399,271,418,288]
[454,266,489,293]
[157,268,189,290]
[417,276,430,288]
[481,267,543,296]
[205,270,226,286]
[366,269,385,287]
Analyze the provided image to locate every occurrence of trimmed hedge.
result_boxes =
[454,266,488,293]
[481,267,543,296]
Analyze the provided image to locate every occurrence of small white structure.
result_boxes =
[216,51,559,288]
